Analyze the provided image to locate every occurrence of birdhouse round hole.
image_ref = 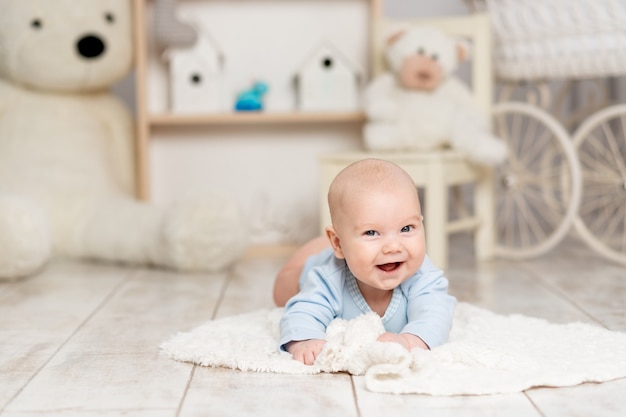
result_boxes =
[322,57,333,69]
[190,73,202,84]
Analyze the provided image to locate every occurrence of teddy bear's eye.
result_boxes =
[417,48,425,55]
[31,19,43,29]
[105,12,115,24]
[431,53,439,61]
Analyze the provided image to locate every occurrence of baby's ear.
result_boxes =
[325,226,345,259]
[456,38,471,62]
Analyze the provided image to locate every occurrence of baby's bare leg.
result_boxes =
[273,235,330,306]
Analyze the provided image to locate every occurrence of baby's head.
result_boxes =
[326,159,426,290]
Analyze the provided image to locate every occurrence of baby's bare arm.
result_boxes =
[285,339,327,365]
[377,332,429,351]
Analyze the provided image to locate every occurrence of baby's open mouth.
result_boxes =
[417,71,431,82]
[377,262,402,272]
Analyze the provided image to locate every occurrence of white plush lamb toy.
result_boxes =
[0,0,248,279]
[363,26,508,166]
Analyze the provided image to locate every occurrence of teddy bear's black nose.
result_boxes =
[76,34,106,59]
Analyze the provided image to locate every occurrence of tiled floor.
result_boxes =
[1,235,624,417]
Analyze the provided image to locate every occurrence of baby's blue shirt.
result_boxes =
[279,248,456,351]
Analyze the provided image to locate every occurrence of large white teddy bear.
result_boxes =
[364,26,508,166]
[0,0,248,279]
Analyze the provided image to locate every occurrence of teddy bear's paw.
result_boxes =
[453,130,509,167]
[470,136,509,166]
[365,100,399,121]
[363,124,404,151]
[161,196,249,272]
[490,139,509,165]
[0,196,51,279]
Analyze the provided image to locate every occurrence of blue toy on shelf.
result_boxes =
[234,81,269,111]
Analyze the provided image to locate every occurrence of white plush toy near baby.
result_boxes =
[364,26,508,166]
[0,0,247,279]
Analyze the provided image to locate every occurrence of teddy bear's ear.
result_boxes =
[456,38,472,62]
[385,29,406,46]
[383,23,411,46]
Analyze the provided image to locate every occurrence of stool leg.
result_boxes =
[425,163,448,269]
[474,167,495,262]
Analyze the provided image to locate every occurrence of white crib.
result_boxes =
[467,0,626,265]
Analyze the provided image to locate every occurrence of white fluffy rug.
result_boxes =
[160,303,626,395]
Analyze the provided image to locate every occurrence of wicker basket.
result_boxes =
[473,0,626,81]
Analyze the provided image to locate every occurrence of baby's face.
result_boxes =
[332,184,426,292]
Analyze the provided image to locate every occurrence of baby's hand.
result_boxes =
[285,339,327,365]
[377,332,428,351]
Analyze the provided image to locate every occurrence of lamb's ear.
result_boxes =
[456,38,471,62]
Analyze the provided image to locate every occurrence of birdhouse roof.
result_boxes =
[293,39,364,78]
[162,25,224,64]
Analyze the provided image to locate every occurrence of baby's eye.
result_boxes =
[364,230,378,236]
[401,225,413,233]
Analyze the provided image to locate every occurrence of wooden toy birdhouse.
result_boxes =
[166,29,225,114]
[294,40,362,112]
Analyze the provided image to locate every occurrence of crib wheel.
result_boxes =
[492,102,582,259]
[572,104,626,266]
